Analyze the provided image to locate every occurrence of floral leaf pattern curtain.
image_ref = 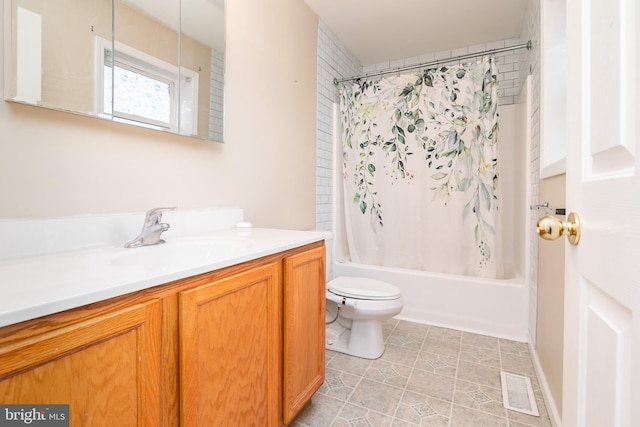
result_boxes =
[339,57,503,278]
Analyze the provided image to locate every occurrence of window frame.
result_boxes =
[95,37,198,134]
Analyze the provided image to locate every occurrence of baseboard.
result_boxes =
[527,332,563,427]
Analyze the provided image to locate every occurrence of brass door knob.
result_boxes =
[536,212,581,245]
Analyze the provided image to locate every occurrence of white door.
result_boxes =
[563,0,640,426]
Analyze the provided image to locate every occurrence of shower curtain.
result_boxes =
[339,57,503,279]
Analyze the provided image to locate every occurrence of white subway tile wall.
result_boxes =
[519,0,541,343]
[315,20,361,231]
[209,49,225,142]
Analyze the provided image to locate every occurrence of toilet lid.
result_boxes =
[327,276,400,300]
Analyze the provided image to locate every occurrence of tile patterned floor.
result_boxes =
[292,318,552,427]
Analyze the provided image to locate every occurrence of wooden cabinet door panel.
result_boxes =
[282,246,326,424]
[179,262,281,427]
[0,299,162,426]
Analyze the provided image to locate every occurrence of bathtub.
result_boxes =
[332,261,529,342]
[330,102,531,343]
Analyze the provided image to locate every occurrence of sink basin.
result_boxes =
[111,237,255,269]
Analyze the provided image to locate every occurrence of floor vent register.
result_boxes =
[500,371,539,416]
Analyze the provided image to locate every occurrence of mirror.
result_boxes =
[4,0,225,142]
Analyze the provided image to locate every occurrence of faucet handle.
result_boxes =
[145,206,177,225]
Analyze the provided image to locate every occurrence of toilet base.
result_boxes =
[325,318,385,359]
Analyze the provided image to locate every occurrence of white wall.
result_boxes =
[0,0,318,231]
[520,0,542,345]
[540,0,567,176]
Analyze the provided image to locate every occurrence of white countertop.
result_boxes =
[0,227,329,328]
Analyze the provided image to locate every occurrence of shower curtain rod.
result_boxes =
[333,40,532,85]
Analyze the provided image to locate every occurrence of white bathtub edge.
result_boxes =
[334,261,529,342]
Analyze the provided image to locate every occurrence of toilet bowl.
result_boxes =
[325,276,403,359]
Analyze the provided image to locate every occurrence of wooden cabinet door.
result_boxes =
[179,262,281,427]
[282,246,326,424]
[0,299,162,426]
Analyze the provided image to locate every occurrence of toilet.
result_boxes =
[325,276,403,359]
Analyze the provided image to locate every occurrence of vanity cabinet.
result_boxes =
[0,299,163,425]
[0,241,325,426]
[179,262,282,426]
[282,246,326,424]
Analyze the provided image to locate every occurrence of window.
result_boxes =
[96,37,198,134]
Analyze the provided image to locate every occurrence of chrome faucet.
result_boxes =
[124,207,177,248]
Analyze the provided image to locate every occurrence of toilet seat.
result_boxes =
[327,276,400,300]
